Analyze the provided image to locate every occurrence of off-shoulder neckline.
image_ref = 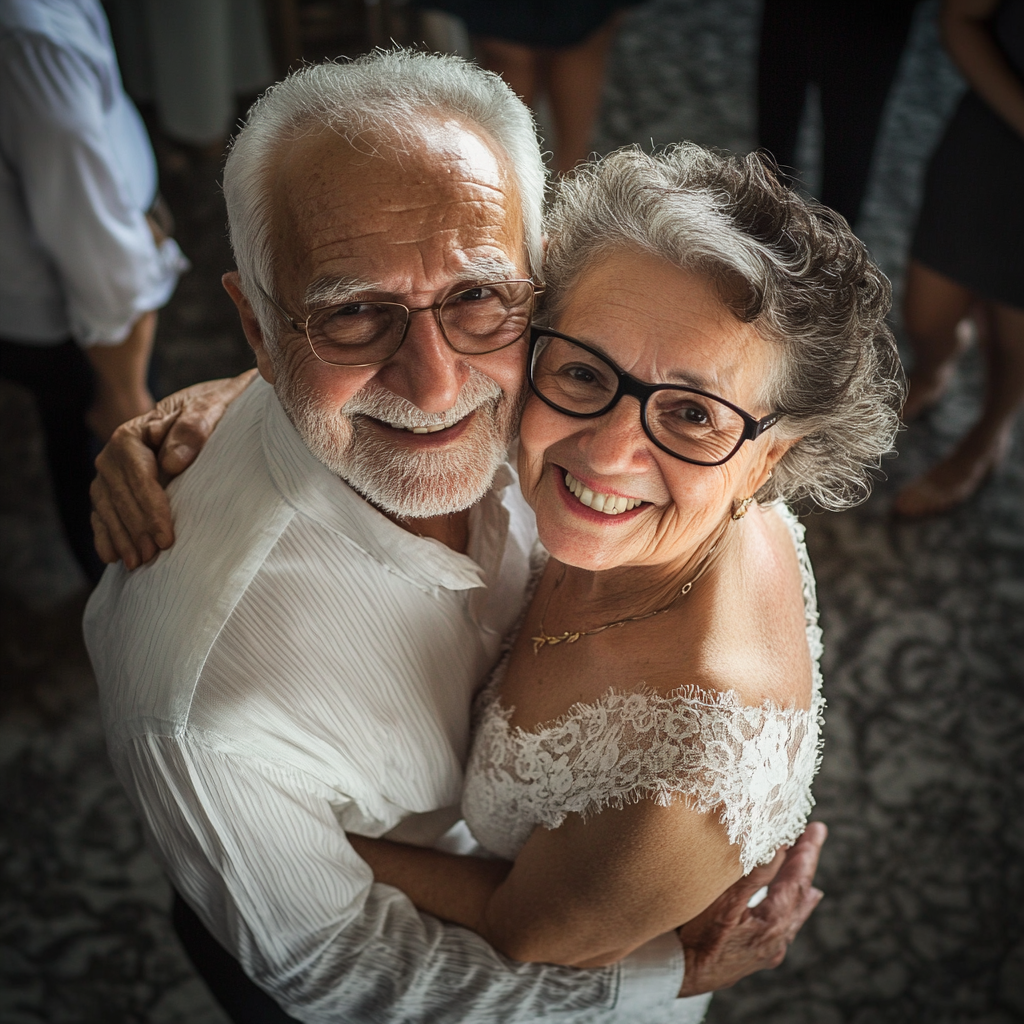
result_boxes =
[486,679,825,743]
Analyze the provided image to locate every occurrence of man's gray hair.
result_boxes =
[223,49,546,341]
[541,144,905,511]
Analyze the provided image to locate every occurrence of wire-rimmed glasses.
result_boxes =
[528,327,783,467]
[258,280,541,367]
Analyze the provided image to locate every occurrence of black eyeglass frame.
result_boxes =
[528,326,783,467]
[256,280,543,368]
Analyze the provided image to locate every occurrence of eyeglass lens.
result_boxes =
[306,281,535,365]
[530,332,748,465]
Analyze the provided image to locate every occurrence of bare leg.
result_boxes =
[902,260,975,421]
[546,16,622,174]
[472,36,540,108]
[894,299,1024,517]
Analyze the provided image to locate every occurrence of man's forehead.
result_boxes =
[275,120,514,228]
[268,117,526,289]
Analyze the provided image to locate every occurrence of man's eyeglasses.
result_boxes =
[528,327,783,467]
[258,280,541,367]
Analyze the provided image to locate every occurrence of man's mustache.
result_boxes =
[341,371,505,430]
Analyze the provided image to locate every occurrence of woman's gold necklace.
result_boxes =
[531,515,733,654]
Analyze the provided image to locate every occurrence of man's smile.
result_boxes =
[362,410,478,442]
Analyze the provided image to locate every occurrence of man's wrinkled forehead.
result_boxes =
[268,118,526,286]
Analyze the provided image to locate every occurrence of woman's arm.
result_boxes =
[346,835,512,934]
[349,796,743,968]
[942,0,1024,138]
[482,799,744,967]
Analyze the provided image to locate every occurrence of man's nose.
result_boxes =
[379,308,470,413]
[578,397,652,472]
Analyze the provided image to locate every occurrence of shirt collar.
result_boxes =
[258,379,517,594]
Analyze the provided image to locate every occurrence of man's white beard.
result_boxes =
[277,368,522,519]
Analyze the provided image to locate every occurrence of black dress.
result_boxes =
[756,0,920,227]
[910,0,1024,309]
[422,1,639,49]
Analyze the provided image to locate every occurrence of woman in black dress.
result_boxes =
[423,2,639,174]
[895,0,1024,516]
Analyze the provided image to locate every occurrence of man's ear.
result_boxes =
[223,272,275,385]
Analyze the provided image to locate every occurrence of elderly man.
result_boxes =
[86,51,824,1024]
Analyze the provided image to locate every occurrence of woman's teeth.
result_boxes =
[563,471,643,515]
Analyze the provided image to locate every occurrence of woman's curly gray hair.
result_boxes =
[541,144,905,511]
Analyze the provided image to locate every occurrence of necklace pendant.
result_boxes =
[531,629,581,654]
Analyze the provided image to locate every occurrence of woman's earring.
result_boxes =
[732,496,755,520]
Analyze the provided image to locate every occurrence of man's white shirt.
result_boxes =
[85,378,689,1023]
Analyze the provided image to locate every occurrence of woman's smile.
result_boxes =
[559,468,648,516]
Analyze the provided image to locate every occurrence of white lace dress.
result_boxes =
[462,504,825,875]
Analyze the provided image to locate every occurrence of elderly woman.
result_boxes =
[337,143,901,998]
[91,139,899,1012]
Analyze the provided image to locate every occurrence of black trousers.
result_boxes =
[0,337,105,584]
[757,0,919,226]
[172,891,299,1023]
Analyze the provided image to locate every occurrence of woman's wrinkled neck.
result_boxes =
[547,509,737,621]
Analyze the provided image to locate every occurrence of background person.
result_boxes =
[895,0,1024,517]
[0,0,187,583]
[105,0,275,157]
[757,0,920,227]
[420,1,638,174]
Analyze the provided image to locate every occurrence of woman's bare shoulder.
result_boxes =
[660,504,815,711]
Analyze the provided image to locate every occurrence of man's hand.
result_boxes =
[91,370,257,568]
[678,821,827,996]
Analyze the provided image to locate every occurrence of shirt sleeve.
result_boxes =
[0,33,187,346]
[122,733,683,1023]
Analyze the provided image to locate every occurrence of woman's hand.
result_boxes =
[91,369,257,568]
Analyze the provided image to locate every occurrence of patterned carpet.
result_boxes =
[3,1,1023,1021]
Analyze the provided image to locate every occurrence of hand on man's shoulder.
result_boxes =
[91,369,257,568]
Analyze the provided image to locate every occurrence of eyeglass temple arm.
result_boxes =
[255,283,307,331]
[751,412,782,438]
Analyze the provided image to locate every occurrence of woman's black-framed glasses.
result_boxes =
[258,280,541,367]
[528,327,783,467]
